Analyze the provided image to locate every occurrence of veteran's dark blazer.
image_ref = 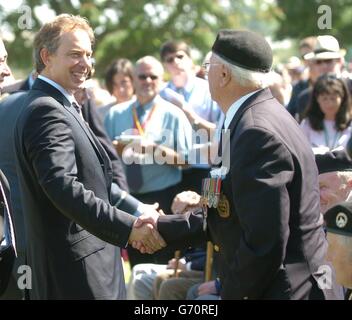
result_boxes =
[158,88,343,300]
[14,78,136,299]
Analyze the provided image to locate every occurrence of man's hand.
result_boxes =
[167,257,186,272]
[136,202,164,228]
[171,191,202,214]
[139,202,165,220]
[128,220,166,254]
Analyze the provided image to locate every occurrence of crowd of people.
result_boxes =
[0,13,351,300]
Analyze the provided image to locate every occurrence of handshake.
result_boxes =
[128,202,166,254]
[127,191,202,254]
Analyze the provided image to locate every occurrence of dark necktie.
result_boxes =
[125,162,143,193]
[72,102,84,120]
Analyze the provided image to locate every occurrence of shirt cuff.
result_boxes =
[135,203,144,217]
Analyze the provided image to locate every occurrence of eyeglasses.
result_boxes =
[202,62,222,74]
[137,74,159,81]
[164,54,185,64]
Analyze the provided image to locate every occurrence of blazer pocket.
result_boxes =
[69,233,106,262]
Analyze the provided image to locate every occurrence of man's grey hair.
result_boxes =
[134,56,164,77]
[212,52,269,88]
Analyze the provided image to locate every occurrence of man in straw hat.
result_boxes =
[288,35,350,122]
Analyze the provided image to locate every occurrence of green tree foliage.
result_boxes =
[275,0,352,49]
[0,0,280,77]
[0,0,234,76]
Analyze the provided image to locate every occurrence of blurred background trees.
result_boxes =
[0,0,351,79]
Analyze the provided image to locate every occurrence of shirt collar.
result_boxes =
[136,96,158,110]
[224,89,261,130]
[168,76,195,97]
[28,72,36,89]
[38,75,79,106]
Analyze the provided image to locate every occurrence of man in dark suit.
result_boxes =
[0,170,16,297]
[0,38,11,99]
[135,30,343,299]
[13,14,165,300]
[0,92,27,299]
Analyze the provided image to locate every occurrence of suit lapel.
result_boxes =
[32,79,112,188]
[63,97,113,191]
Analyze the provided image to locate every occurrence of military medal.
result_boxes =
[214,178,222,208]
[201,178,210,231]
[217,193,230,218]
[209,178,214,207]
[202,203,208,231]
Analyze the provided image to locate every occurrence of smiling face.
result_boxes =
[0,39,11,90]
[319,172,352,214]
[41,29,92,94]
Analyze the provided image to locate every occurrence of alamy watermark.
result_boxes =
[17,5,33,30]
[317,265,332,290]
[317,5,332,30]
[119,128,230,171]
[17,264,32,290]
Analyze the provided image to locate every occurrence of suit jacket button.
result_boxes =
[214,245,220,252]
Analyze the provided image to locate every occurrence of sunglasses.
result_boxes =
[137,74,159,81]
[165,54,185,64]
[314,59,336,65]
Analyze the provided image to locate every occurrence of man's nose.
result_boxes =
[0,62,11,77]
[79,55,91,69]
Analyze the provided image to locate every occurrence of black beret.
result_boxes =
[315,150,352,174]
[324,201,352,236]
[211,29,273,73]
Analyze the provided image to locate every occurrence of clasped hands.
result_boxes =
[128,191,202,254]
[128,202,166,254]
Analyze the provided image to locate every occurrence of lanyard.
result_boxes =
[323,123,341,150]
[132,102,157,136]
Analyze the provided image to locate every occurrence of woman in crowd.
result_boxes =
[300,73,352,153]
[105,58,135,103]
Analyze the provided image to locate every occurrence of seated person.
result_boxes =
[324,202,352,299]
[127,248,205,300]
[315,150,352,215]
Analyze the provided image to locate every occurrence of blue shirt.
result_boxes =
[161,76,223,169]
[104,95,193,194]
[161,76,222,124]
